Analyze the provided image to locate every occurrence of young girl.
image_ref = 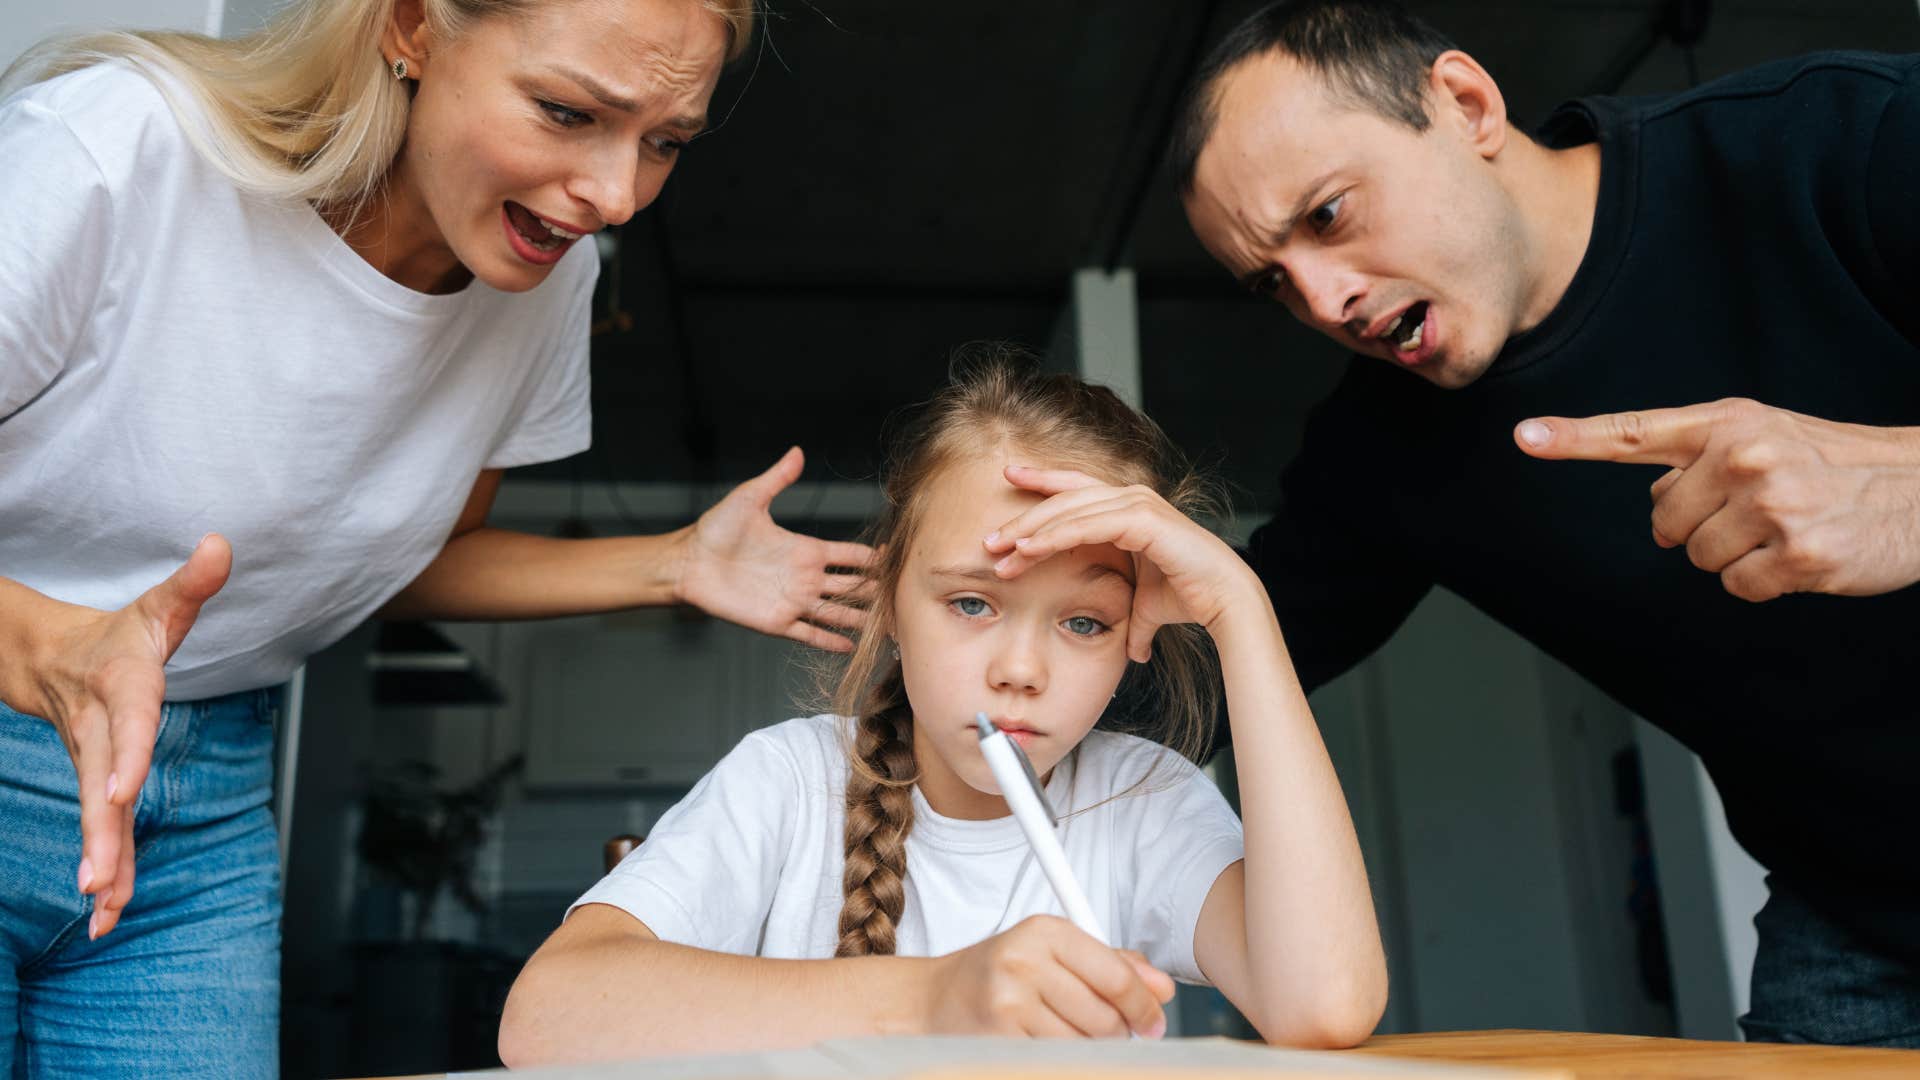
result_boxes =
[498,357,1387,1065]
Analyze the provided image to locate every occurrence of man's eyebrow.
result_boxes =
[542,66,708,132]
[1083,563,1134,587]
[1234,170,1339,290]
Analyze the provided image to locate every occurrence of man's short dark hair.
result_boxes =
[1169,0,1459,195]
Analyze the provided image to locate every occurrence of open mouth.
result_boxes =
[1382,301,1429,354]
[504,201,582,255]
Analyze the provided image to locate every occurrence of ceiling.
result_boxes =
[537,0,1920,505]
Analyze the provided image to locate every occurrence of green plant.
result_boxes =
[357,754,525,940]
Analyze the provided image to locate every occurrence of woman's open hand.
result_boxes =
[676,447,875,652]
[30,534,231,939]
[984,467,1262,662]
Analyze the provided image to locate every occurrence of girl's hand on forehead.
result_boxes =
[984,466,1264,662]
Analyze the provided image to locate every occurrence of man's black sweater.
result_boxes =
[1249,52,1920,966]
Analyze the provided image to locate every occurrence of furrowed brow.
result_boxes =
[1235,170,1339,288]
[541,66,709,137]
[547,66,638,111]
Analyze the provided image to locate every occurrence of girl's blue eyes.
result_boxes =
[1063,616,1107,637]
[946,598,1109,637]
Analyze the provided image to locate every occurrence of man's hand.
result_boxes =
[675,447,876,651]
[1515,398,1920,602]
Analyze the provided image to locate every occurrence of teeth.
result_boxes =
[1398,324,1423,352]
[1383,313,1405,338]
[541,218,581,241]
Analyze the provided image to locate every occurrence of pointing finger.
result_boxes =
[1515,405,1720,468]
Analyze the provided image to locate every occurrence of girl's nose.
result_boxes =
[986,627,1048,694]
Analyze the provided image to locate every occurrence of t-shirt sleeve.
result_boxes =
[485,247,596,468]
[0,99,113,422]
[1118,756,1246,986]
[567,727,800,953]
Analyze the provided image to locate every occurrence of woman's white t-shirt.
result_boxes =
[570,715,1247,985]
[0,63,597,699]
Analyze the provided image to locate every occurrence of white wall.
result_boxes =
[1700,762,1767,1021]
[0,0,302,74]
[221,0,288,37]
[2,0,219,72]
[1637,720,1769,1038]
[1326,589,1668,1035]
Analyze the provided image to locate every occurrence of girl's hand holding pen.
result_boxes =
[922,914,1173,1039]
[985,467,1265,662]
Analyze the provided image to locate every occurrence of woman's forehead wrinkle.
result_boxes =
[582,6,724,108]
[633,43,712,89]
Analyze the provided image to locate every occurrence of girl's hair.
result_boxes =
[831,347,1226,958]
[0,0,754,219]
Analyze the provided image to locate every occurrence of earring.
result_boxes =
[890,643,901,661]
[390,57,409,80]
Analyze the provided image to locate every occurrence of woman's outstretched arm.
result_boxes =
[379,449,873,651]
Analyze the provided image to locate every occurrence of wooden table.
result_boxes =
[1354,1029,1920,1078]
[362,1029,1920,1079]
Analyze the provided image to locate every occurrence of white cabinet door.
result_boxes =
[520,610,830,790]
[523,612,740,790]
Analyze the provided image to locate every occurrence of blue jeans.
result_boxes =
[1740,875,1920,1048]
[0,688,281,1079]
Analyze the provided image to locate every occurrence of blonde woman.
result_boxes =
[0,0,873,1073]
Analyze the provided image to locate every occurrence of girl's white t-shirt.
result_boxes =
[0,63,596,699]
[570,715,1248,985]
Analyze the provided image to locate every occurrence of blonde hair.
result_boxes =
[0,0,754,217]
[830,347,1226,958]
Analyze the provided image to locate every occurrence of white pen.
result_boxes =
[974,711,1109,946]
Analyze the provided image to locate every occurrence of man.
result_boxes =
[1173,0,1920,1048]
